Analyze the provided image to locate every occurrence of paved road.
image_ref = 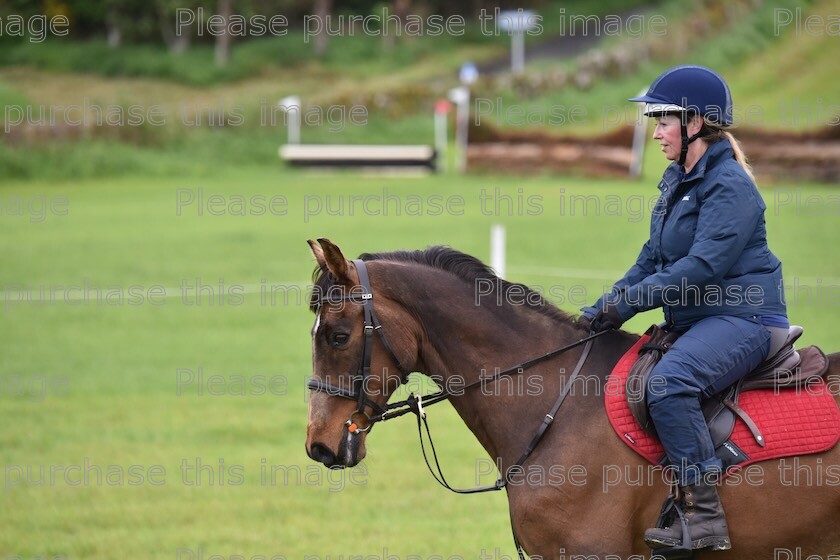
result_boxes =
[477,6,655,75]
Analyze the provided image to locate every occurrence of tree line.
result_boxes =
[1,0,545,65]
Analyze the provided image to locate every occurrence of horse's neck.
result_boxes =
[440,325,637,475]
[390,268,616,469]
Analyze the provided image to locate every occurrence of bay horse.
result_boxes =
[304,238,840,559]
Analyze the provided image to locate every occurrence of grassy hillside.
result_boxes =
[2,0,839,180]
[481,0,840,134]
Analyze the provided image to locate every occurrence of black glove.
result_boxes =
[590,303,624,332]
[577,314,593,331]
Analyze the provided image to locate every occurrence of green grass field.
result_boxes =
[1,165,838,559]
[2,1,839,556]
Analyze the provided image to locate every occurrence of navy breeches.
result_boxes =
[646,315,771,486]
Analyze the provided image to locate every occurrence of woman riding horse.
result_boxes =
[579,65,790,552]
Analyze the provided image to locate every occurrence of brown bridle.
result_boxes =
[307,259,410,433]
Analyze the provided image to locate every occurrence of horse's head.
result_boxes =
[305,238,415,468]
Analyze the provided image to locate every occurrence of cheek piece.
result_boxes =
[678,115,705,167]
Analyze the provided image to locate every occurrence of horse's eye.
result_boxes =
[328,332,350,348]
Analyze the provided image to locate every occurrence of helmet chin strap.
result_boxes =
[678,115,704,167]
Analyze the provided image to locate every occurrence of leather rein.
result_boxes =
[307,259,608,494]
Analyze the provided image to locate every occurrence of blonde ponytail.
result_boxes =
[722,131,755,182]
[698,118,756,183]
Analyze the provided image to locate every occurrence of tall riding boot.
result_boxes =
[644,482,732,551]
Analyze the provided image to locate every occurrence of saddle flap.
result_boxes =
[625,325,681,434]
[703,396,736,449]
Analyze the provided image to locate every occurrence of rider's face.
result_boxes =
[652,114,704,163]
[652,115,683,162]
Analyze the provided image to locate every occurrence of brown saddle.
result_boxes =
[626,325,830,464]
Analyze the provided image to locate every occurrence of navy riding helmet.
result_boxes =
[629,65,733,166]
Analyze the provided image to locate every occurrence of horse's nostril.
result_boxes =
[308,442,337,467]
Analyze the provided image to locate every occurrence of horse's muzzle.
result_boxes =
[307,432,365,469]
[307,442,340,468]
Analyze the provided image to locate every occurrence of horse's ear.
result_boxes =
[317,238,351,284]
[307,239,326,269]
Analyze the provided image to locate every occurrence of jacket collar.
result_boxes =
[659,138,734,191]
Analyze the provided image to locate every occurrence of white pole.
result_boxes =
[630,88,648,178]
[499,10,536,76]
[448,86,471,174]
[278,95,301,145]
[454,63,478,174]
[288,107,300,145]
[511,31,525,75]
[456,93,469,173]
[434,111,448,173]
[491,224,506,279]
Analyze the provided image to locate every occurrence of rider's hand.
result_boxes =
[590,303,625,332]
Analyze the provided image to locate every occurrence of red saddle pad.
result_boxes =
[605,335,840,473]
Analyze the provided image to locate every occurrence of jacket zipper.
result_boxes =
[657,179,692,325]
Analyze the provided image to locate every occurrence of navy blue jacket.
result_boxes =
[583,138,787,330]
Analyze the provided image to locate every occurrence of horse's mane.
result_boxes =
[310,245,577,325]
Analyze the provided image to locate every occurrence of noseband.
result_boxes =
[307,259,409,432]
